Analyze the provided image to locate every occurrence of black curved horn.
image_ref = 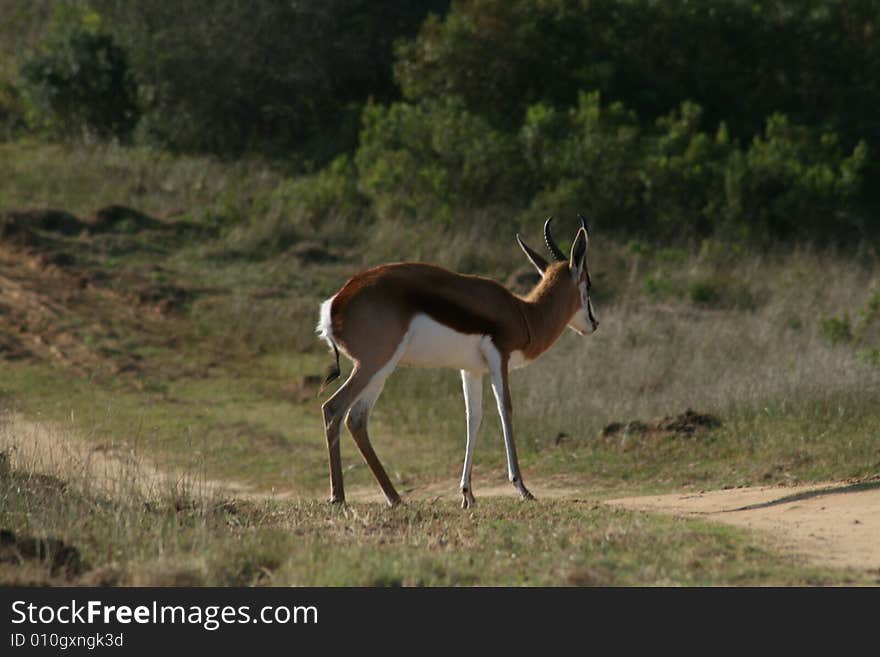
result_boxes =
[543,216,566,261]
[577,212,589,234]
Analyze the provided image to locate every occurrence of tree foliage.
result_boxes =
[3,0,878,242]
[356,90,867,241]
[396,0,880,151]
[96,0,448,156]
[20,7,138,139]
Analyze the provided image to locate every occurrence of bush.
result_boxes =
[223,155,370,257]
[640,103,735,239]
[857,348,880,367]
[387,0,878,240]
[523,95,868,241]
[356,98,525,223]
[687,277,759,311]
[724,115,868,241]
[687,280,721,307]
[352,84,868,242]
[396,0,880,164]
[0,81,28,140]
[643,274,677,301]
[98,1,448,156]
[819,315,853,345]
[522,92,643,233]
[20,11,138,139]
[270,155,370,235]
[857,289,880,343]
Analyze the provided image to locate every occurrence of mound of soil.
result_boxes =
[0,528,85,577]
[0,211,85,255]
[1,209,87,236]
[2,206,169,242]
[289,241,338,263]
[0,216,37,248]
[656,409,721,434]
[603,409,721,438]
[0,332,29,360]
[130,283,192,315]
[90,205,165,233]
[0,205,195,376]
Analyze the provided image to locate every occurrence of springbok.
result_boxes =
[316,216,598,508]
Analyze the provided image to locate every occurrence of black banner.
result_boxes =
[0,587,870,654]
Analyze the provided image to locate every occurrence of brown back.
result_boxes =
[331,263,531,356]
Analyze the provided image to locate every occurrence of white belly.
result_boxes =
[401,314,487,371]
[399,314,530,372]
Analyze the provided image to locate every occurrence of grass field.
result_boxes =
[1,140,879,585]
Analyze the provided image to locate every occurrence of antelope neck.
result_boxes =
[517,266,575,359]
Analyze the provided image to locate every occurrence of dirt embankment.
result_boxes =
[0,413,259,501]
[0,208,190,377]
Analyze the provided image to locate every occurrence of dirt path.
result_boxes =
[606,482,880,572]
[322,475,880,574]
[4,412,879,574]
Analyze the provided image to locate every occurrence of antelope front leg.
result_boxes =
[459,369,483,509]
[480,338,535,502]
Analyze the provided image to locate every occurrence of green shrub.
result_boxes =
[640,103,735,238]
[687,277,759,311]
[20,10,138,139]
[655,247,688,263]
[525,94,867,241]
[99,1,446,156]
[271,155,370,234]
[522,92,645,234]
[354,81,867,241]
[853,288,880,355]
[856,348,880,367]
[223,155,371,257]
[858,288,880,334]
[356,98,525,223]
[627,240,651,256]
[817,291,880,361]
[723,114,868,241]
[644,274,678,300]
[396,0,880,173]
[688,280,721,307]
[819,315,853,345]
[388,0,876,240]
[0,81,28,140]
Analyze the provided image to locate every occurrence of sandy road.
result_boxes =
[3,412,878,574]
[605,481,880,572]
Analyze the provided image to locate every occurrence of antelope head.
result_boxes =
[516,214,599,335]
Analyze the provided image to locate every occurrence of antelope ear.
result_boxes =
[517,234,549,275]
[569,227,588,278]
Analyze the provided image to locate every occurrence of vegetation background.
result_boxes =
[0,0,879,586]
